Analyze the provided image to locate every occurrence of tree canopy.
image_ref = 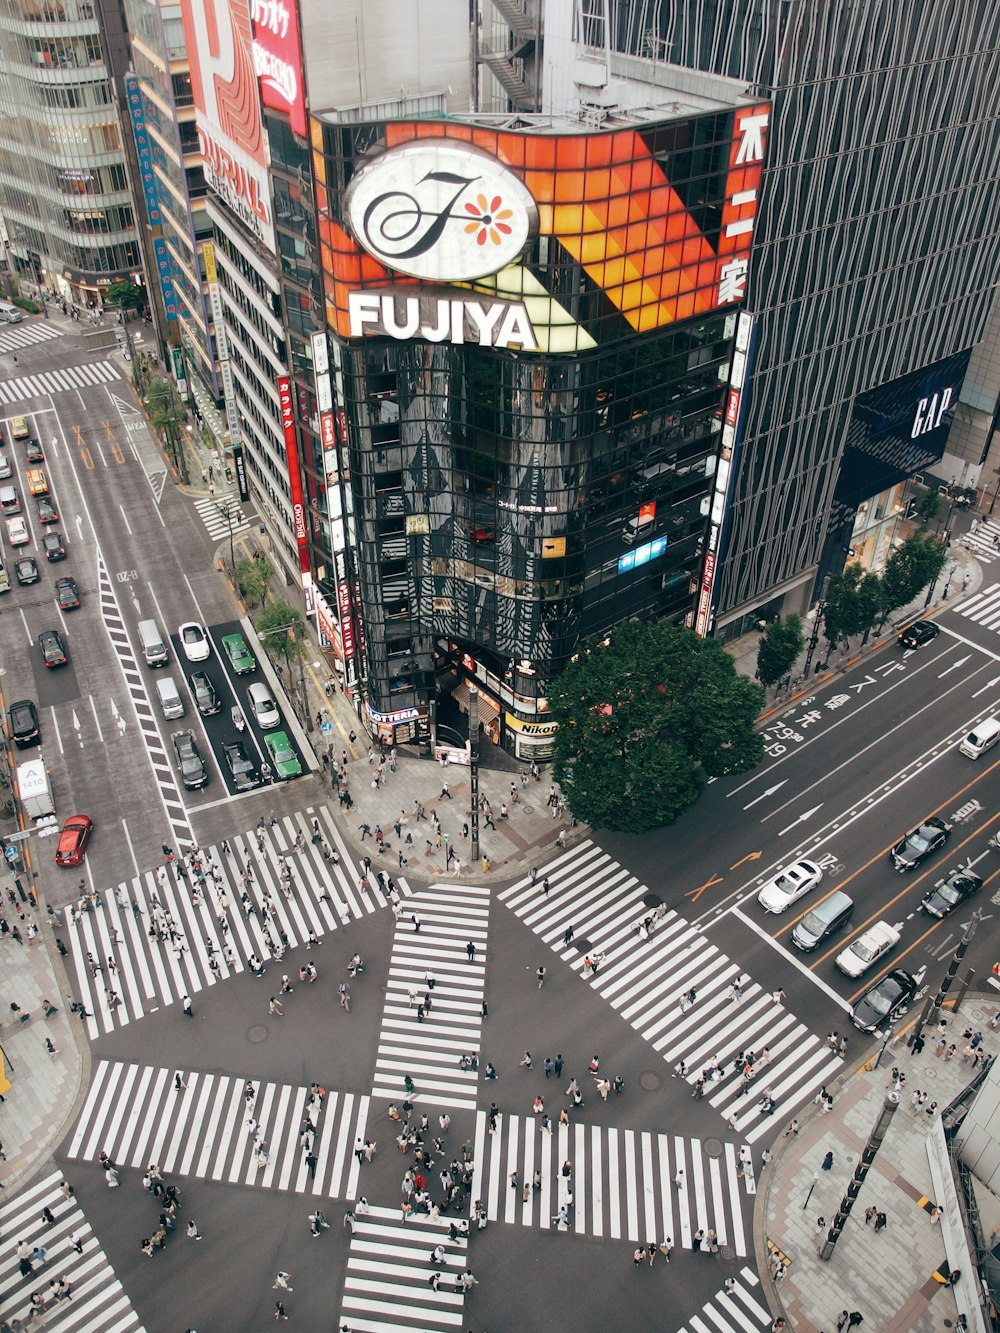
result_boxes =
[235,555,272,608]
[822,532,947,648]
[550,622,765,833]
[254,600,305,669]
[756,615,805,688]
[106,279,145,311]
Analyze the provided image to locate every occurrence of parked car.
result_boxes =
[222,632,256,674]
[55,576,80,609]
[223,739,259,790]
[835,921,901,977]
[7,698,40,748]
[757,859,822,913]
[179,621,210,662]
[247,681,280,729]
[55,814,93,867]
[897,620,940,649]
[264,730,302,780]
[38,628,67,667]
[851,969,918,1032]
[189,671,220,716]
[172,729,208,789]
[920,868,983,919]
[890,816,951,871]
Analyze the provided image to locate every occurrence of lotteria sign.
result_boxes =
[344,140,538,283]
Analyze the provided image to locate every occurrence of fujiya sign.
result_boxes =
[348,290,537,350]
[344,140,538,283]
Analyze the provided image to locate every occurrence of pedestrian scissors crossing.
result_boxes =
[499,842,842,1143]
[339,1204,471,1332]
[371,884,489,1112]
[0,357,120,404]
[960,517,1000,565]
[67,1059,370,1200]
[65,806,414,1037]
[954,582,1000,635]
[0,320,63,355]
[192,491,253,542]
[474,1113,750,1255]
[0,1169,145,1332]
[676,1268,771,1332]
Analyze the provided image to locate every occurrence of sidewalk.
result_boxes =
[759,996,1000,1331]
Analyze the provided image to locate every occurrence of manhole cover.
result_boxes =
[521,804,534,815]
[703,1138,724,1159]
[642,893,663,908]
[639,1071,662,1091]
[720,1245,736,1261]
[247,1024,268,1043]
[574,937,594,954]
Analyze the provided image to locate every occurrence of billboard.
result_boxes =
[178,0,275,253]
[250,0,306,139]
[318,104,770,354]
[277,376,311,575]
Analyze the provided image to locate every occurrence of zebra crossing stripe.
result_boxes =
[67,1059,370,1199]
[65,807,414,1037]
[498,842,842,1142]
[0,1169,145,1332]
[0,322,63,354]
[340,1205,469,1332]
[0,358,120,404]
[371,885,490,1111]
[677,1267,770,1331]
[958,583,1000,628]
[473,1112,750,1254]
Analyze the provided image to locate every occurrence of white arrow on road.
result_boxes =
[971,676,1000,698]
[743,781,786,810]
[778,804,823,836]
[72,709,82,747]
[939,655,971,678]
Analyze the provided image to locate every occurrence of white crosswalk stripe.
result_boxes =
[676,1268,771,1332]
[192,492,252,541]
[473,1113,750,1255]
[371,885,489,1111]
[64,806,415,1037]
[958,518,1000,564]
[66,1058,370,1199]
[340,1204,471,1332]
[0,358,120,403]
[0,321,63,355]
[499,843,842,1143]
[0,1169,145,1332]
[954,582,1000,633]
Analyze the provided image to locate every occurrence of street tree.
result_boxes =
[879,531,948,623]
[756,615,805,688]
[106,279,145,312]
[234,555,272,608]
[915,485,941,527]
[550,622,765,833]
[254,601,305,674]
[822,564,873,650]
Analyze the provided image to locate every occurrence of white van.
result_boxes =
[138,617,169,668]
[959,716,1000,759]
[155,676,185,719]
[0,302,24,324]
[16,756,55,820]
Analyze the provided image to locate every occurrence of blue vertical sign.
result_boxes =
[125,75,177,321]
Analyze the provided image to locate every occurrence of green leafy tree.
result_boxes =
[915,484,941,526]
[550,622,765,833]
[756,615,805,688]
[254,601,305,674]
[822,564,870,650]
[234,555,272,608]
[879,532,948,622]
[106,279,145,312]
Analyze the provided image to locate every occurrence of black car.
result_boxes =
[55,576,80,610]
[36,498,58,525]
[851,969,918,1032]
[42,531,66,561]
[223,740,260,791]
[189,670,220,716]
[24,439,43,462]
[890,815,951,871]
[38,628,67,668]
[8,698,39,748]
[898,620,940,649]
[172,729,208,789]
[14,556,39,585]
[920,868,983,919]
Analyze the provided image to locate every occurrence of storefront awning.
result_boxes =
[452,680,500,727]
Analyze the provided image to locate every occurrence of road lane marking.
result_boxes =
[731,906,851,1010]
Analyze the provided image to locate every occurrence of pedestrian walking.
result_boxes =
[673,1169,684,1189]
[864,1206,876,1226]
[274,1300,288,1320]
[69,1230,84,1253]
[186,1220,202,1240]
[466,941,476,961]
[633,1245,645,1267]
[658,1237,673,1262]
[273,1271,293,1290]
[821,1150,834,1172]
[182,994,193,1017]
[519,1050,533,1069]
[874,1211,887,1233]
[536,966,546,988]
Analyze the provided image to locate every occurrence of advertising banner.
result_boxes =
[277,375,311,575]
[250,0,306,138]
[178,0,275,253]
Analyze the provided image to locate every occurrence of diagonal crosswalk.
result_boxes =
[498,842,842,1143]
[0,1169,145,1332]
[0,321,63,355]
[473,1112,750,1254]
[340,1204,471,1332]
[67,1058,370,1199]
[955,581,1000,634]
[0,358,120,404]
[64,806,414,1037]
[676,1268,771,1332]
[371,884,490,1111]
[960,517,1000,565]
[192,492,253,542]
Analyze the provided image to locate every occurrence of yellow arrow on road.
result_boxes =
[730,851,763,869]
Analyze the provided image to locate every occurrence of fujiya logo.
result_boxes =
[344,140,538,283]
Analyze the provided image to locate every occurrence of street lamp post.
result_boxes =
[801,574,831,678]
[819,1090,900,1260]
[217,499,241,570]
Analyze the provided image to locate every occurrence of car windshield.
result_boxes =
[273,741,294,762]
[865,987,894,1016]
[908,830,934,852]
[853,940,876,962]
[183,627,201,641]
[937,882,961,904]
[772,872,799,892]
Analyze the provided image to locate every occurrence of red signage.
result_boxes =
[250,0,306,139]
[638,500,656,523]
[278,375,311,574]
[320,411,336,449]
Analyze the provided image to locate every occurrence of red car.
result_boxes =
[55,814,93,867]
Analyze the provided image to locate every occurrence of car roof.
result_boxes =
[862,921,900,945]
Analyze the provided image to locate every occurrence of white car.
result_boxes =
[247,681,280,729]
[757,859,823,914]
[5,515,28,548]
[835,921,901,978]
[178,622,210,662]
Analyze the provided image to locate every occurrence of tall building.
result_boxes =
[0,0,142,305]
[594,0,1000,633]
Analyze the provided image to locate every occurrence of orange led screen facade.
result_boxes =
[316,104,769,354]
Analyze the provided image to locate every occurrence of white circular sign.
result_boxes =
[344,139,538,283]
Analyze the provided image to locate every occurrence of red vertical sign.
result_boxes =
[278,376,311,575]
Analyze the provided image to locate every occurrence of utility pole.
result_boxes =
[819,1089,900,1260]
[802,574,831,678]
[469,686,480,862]
[909,912,978,1049]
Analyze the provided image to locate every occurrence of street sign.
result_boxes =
[321,721,333,735]
[5,831,32,842]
